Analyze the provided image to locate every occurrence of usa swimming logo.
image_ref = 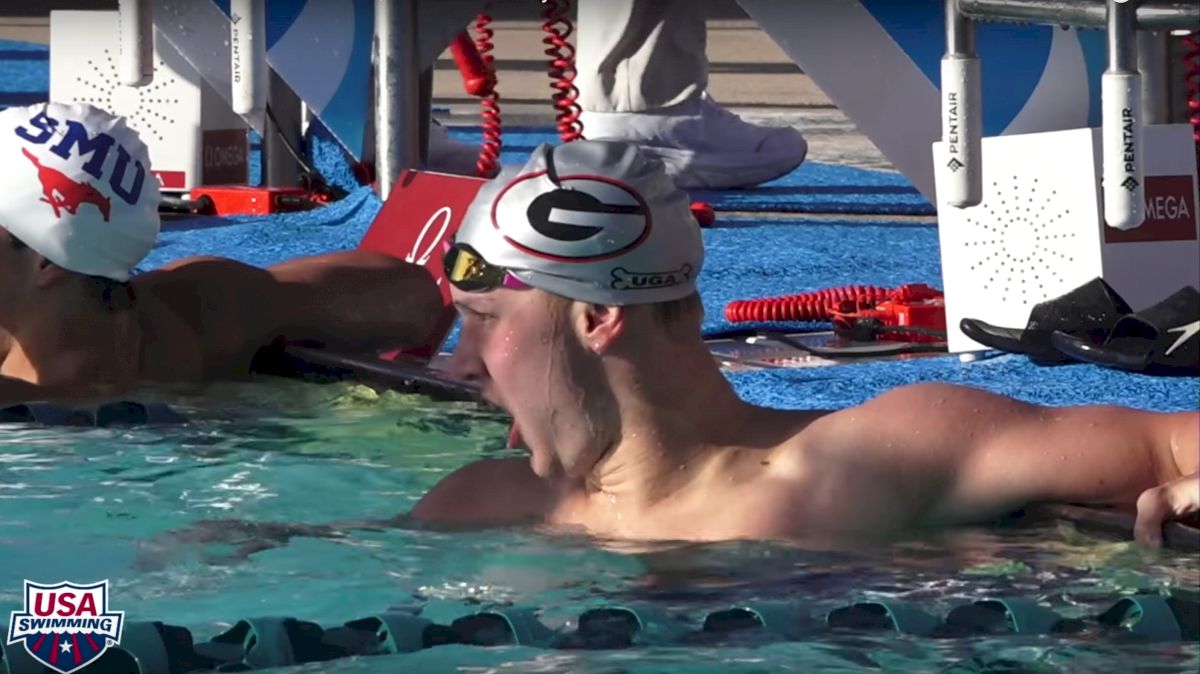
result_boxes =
[6,580,124,674]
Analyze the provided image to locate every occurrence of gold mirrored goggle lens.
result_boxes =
[443,243,511,292]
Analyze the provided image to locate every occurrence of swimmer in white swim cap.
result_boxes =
[1,102,442,401]
[414,139,1198,548]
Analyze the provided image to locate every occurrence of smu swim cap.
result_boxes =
[454,140,704,305]
[0,102,160,282]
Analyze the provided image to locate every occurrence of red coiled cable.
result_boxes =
[473,10,503,178]
[725,284,941,323]
[541,0,584,142]
[1183,32,1199,145]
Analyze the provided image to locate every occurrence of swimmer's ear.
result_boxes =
[574,302,625,354]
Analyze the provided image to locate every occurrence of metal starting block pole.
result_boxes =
[944,0,1200,230]
[374,0,423,201]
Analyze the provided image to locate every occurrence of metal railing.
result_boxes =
[957,0,1199,30]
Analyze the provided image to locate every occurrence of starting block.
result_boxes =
[935,124,1199,354]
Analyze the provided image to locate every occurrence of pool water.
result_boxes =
[1,379,1197,673]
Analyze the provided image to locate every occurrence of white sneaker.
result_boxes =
[579,94,808,189]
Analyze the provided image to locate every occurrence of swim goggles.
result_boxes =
[442,241,530,292]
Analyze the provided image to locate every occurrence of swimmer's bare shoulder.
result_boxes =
[411,457,554,528]
[690,409,844,539]
[721,403,940,538]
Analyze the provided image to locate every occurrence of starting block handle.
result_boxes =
[941,0,982,208]
[230,0,269,122]
[117,0,153,87]
[1102,0,1145,231]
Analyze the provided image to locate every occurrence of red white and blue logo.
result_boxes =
[6,580,124,674]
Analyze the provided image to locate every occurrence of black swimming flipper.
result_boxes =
[959,277,1132,364]
[1051,285,1199,376]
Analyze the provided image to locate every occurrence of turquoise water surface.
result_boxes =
[2,380,1197,673]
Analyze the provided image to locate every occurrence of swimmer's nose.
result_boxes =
[447,336,487,384]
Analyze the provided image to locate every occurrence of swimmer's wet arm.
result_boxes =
[266,250,444,351]
[410,457,553,527]
[847,383,1196,526]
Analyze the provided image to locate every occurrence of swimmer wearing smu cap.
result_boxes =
[412,140,1199,548]
[0,102,442,403]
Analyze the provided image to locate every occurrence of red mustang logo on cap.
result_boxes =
[22,148,112,222]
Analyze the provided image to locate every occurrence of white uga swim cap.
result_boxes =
[0,102,160,281]
[454,140,704,305]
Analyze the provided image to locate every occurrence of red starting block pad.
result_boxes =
[359,170,488,361]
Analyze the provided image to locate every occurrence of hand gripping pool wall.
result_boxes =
[736,0,1108,204]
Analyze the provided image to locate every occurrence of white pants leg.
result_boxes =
[575,0,708,113]
[573,0,807,188]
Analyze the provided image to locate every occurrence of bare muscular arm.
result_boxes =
[140,250,443,375]
[809,382,1198,529]
[263,250,443,352]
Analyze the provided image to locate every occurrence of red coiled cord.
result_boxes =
[725,284,940,323]
[472,10,503,178]
[541,0,584,142]
[1184,32,1199,145]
